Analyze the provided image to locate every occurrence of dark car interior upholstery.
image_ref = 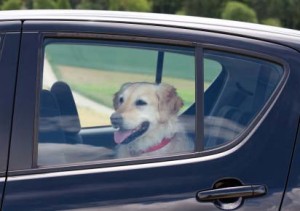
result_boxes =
[51,81,83,144]
[202,57,280,148]
[39,82,83,145]
[39,81,115,149]
[39,89,65,143]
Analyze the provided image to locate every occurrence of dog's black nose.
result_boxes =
[110,112,123,128]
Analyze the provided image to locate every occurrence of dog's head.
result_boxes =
[110,82,183,144]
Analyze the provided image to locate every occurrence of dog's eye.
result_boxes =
[119,97,124,104]
[135,99,147,106]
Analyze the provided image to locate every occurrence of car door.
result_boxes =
[0,21,21,210]
[3,19,299,211]
[281,109,300,210]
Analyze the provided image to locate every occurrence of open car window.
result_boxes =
[43,40,195,127]
[39,39,196,166]
[37,38,284,167]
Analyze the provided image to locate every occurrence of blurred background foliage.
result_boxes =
[1,0,300,29]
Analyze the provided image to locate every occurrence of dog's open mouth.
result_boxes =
[114,121,149,145]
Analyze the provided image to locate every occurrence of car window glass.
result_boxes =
[44,41,157,127]
[38,40,284,167]
[162,51,195,111]
[38,39,196,166]
[203,50,283,149]
[204,58,222,90]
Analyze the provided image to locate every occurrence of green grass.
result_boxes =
[46,43,222,110]
[46,43,221,83]
[54,65,195,109]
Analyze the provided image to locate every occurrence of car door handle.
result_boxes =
[196,185,266,202]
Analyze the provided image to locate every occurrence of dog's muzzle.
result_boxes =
[122,121,149,144]
[110,112,123,128]
[110,112,150,145]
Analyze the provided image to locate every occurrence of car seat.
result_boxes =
[51,81,83,144]
[39,89,65,143]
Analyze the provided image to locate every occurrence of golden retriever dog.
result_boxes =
[110,82,194,158]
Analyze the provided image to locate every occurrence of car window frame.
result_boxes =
[34,32,203,169]
[201,44,289,153]
[8,20,291,175]
[202,46,288,149]
[34,34,288,171]
[0,26,22,175]
[42,37,197,129]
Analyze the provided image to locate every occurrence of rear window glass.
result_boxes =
[203,50,283,148]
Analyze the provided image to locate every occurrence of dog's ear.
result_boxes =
[113,83,132,110]
[157,83,183,122]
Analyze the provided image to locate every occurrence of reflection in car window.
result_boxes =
[203,50,283,149]
[38,39,196,166]
[204,58,222,90]
[38,40,284,166]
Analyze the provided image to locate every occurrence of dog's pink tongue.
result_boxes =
[114,130,133,144]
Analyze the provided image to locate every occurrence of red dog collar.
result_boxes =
[144,137,172,153]
[129,137,173,156]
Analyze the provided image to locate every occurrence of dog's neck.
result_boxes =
[130,136,173,156]
[143,137,172,153]
[128,119,181,156]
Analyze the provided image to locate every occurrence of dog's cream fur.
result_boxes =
[111,82,194,158]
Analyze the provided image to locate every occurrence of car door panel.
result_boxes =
[0,31,21,171]
[0,21,21,209]
[3,120,297,211]
[6,32,41,171]
[4,103,298,210]
[4,20,299,210]
[281,117,300,210]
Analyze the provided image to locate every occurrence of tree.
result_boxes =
[261,18,281,27]
[240,0,271,21]
[57,0,71,9]
[23,0,33,9]
[1,0,22,10]
[69,0,81,8]
[270,0,300,29]
[182,0,227,18]
[77,0,109,10]
[32,0,57,9]
[150,0,183,14]
[108,0,151,12]
[221,1,258,23]
[76,0,92,9]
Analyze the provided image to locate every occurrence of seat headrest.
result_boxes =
[51,81,81,133]
[39,90,65,143]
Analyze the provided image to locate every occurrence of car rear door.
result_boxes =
[0,21,21,210]
[281,108,300,210]
[3,19,300,211]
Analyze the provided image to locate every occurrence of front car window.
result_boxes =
[38,39,195,166]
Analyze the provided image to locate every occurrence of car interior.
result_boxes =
[38,49,282,165]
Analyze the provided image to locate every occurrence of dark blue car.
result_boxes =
[0,10,300,210]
